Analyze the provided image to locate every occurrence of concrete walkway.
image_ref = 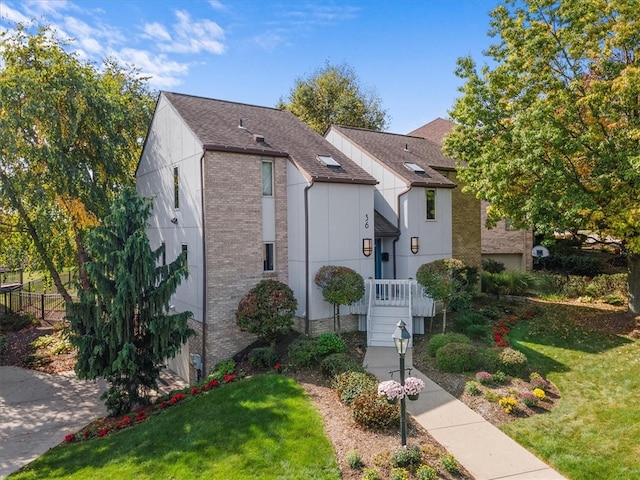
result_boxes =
[0,366,186,479]
[364,347,567,480]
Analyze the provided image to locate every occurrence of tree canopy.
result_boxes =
[0,24,155,300]
[314,265,365,335]
[444,0,640,311]
[69,188,194,415]
[277,61,389,134]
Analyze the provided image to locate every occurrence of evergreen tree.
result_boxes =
[69,188,194,415]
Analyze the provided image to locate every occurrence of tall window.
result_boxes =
[262,160,273,196]
[263,243,274,272]
[181,244,188,263]
[426,189,436,220]
[162,241,166,266]
[173,166,180,209]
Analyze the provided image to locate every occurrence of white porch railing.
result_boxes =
[349,279,434,317]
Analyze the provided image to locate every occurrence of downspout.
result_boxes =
[304,180,314,335]
[199,151,208,378]
[393,186,412,279]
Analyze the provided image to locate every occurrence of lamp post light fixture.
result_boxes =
[392,319,411,447]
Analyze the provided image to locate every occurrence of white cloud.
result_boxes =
[208,0,226,11]
[143,22,171,42]
[159,10,225,55]
[116,47,189,88]
[0,2,31,23]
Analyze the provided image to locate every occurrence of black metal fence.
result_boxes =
[1,290,73,320]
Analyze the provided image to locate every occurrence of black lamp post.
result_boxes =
[392,319,411,447]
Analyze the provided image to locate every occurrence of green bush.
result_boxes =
[391,445,422,467]
[361,467,381,480]
[333,371,378,405]
[320,352,362,377]
[315,332,347,355]
[416,464,437,480]
[482,258,506,273]
[498,347,528,376]
[478,347,502,372]
[208,359,236,380]
[288,336,320,367]
[482,271,538,296]
[435,342,479,373]
[236,279,297,343]
[390,467,410,480]
[346,450,363,469]
[351,390,400,429]
[427,332,471,357]
[441,453,460,473]
[465,380,481,395]
[465,323,490,340]
[0,312,37,331]
[247,346,277,370]
[452,311,489,332]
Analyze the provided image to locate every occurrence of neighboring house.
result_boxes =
[137,92,380,383]
[409,118,533,271]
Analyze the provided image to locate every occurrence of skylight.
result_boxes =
[318,155,341,167]
[404,162,425,173]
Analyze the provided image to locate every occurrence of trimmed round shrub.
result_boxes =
[247,346,277,370]
[427,333,471,357]
[315,332,347,356]
[465,323,490,341]
[333,371,378,405]
[236,279,297,343]
[288,336,319,367]
[351,390,400,429]
[435,342,479,373]
[320,352,362,377]
[478,347,502,372]
[498,347,528,376]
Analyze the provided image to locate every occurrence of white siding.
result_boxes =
[136,94,204,322]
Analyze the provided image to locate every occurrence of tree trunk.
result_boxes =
[336,304,341,336]
[628,254,640,314]
[441,306,448,333]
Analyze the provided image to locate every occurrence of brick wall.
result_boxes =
[191,151,289,379]
[481,200,534,271]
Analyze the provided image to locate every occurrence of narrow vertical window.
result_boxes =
[181,244,188,263]
[263,243,274,272]
[173,166,180,209]
[426,189,436,220]
[162,242,166,266]
[262,160,273,196]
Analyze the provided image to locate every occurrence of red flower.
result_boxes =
[97,429,109,437]
[169,392,187,405]
[274,362,282,372]
[83,430,90,439]
[159,401,168,410]
[207,379,219,388]
[64,433,75,443]
[191,387,201,396]
[224,373,236,384]
[121,416,133,426]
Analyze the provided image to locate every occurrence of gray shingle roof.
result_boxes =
[163,92,377,185]
[408,117,455,146]
[329,125,456,188]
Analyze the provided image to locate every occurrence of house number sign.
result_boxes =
[364,214,369,229]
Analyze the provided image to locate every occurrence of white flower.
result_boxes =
[404,377,425,396]
[378,380,405,400]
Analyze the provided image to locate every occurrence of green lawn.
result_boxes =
[504,303,640,480]
[9,375,340,480]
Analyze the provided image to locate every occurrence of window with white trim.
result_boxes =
[173,166,180,209]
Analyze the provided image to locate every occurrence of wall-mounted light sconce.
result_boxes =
[170,217,178,224]
[410,236,419,254]
[363,238,373,257]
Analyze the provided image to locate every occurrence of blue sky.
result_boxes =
[0,0,500,133]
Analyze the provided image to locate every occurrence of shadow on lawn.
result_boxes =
[510,301,636,375]
[18,376,326,479]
